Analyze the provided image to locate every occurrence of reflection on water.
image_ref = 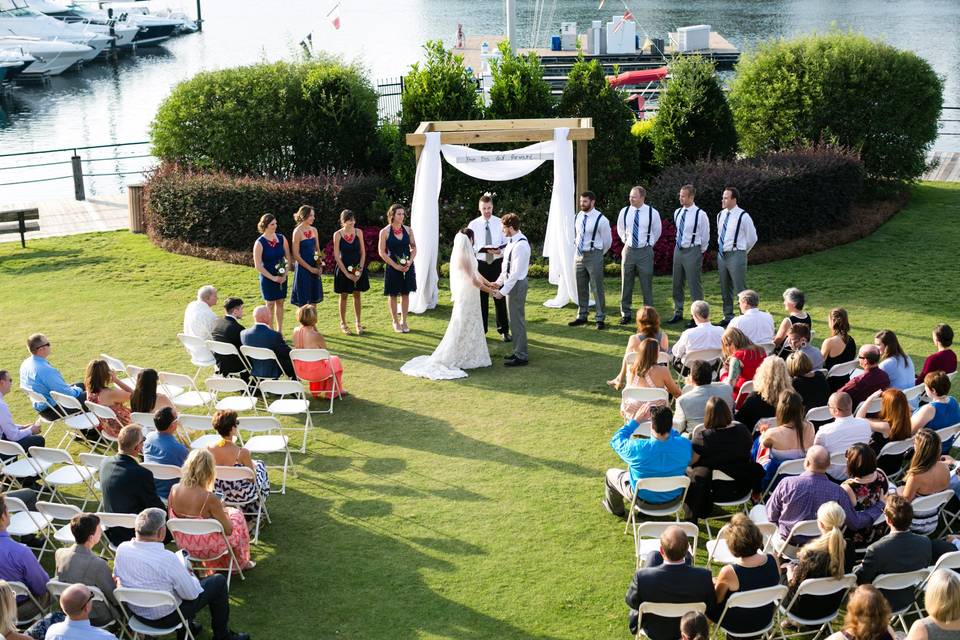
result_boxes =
[0,0,958,202]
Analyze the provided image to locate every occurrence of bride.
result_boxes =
[401,230,500,380]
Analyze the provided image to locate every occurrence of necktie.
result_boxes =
[631,207,640,248]
[484,221,494,264]
[676,209,687,248]
[719,211,729,257]
[577,213,587,255]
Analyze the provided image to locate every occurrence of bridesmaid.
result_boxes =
[290,204,323,308]
[378,203,417,333]
[333,209,370,335]
[253,213,291,334]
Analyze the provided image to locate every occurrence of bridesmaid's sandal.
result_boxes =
[355,322,364,335]
[392,320,403,333]
[340,322,351,335]
[401,322,410,333]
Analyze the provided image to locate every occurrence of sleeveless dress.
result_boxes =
[787,314,812,329]
[721,349,766,409]
[211,446,270,507]
[290,230,322,306]
[168,496,250,571]
[383,226,417,296]
[87,390,129,439]
[843,470,890,545]
[619,370,668,420]
[334,233,370,294]
[291,327,344,399]
[925,397,960,454]
[824,336,857,369]
[918,618,960,640]
[719,555,781,634]
[258,234,288,302]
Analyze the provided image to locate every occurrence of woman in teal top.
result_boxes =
[912,370,960,453]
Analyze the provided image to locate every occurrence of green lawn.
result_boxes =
[0,182,958,639]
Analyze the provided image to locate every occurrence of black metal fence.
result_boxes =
[376,76,404,122]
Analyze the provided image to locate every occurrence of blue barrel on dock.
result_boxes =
[551,35,561,51]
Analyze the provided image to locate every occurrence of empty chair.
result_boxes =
[36,501,82,547]
[4,495,50,558]
[0,440,51,492]
[158,372,214,411]
[258,379,313,453]
[237,416,291,494]
[205,377,257,413]
[177,333,216,380]
[48,390,101,448]
[28,446,99,510]
[100,353,137,388]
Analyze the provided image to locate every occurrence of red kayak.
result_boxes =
[607,66,668,87]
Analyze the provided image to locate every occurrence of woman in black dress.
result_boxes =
[333,209,370,335]
[378,203,417,333]
[714,514,781,636]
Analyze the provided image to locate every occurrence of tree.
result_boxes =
[487,40,554,119]
[399,40,483,134]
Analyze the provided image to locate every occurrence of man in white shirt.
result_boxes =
[715,187,758,326]
[495,213,530,367]
[814,392,873,480]
[467,193,510,341]
[568,191,612,330]
[182,285,218,366]
[728,290,775,347]
[616,186,661,325]
[669,184,710,327]
[45,583,118,640]
[671,300,724,373]
[113,508,249,640]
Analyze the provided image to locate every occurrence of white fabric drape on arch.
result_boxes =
[408,127,577,314]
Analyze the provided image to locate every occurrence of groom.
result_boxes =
[494,213,530,367]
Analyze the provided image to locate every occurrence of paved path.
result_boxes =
[0,195,129,244]
[923,151,960,182]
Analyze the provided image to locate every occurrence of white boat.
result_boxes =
[0,45,35,78]
[26,0,151,47]
[0,0,113,60]
[97,1,196,34]
[0,36,91,74]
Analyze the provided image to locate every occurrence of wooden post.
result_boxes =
[195,0,203,31]
[414,145,422,168]
[71,154,85,201]
[575,140,589,205]
[128,183,145,233]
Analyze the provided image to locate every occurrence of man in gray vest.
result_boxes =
[569,191,612,330]
[669,184,710,327]
[715,186,758,327]
[494,213,530,367]
[616,186,661,325]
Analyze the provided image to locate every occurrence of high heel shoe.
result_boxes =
[401,321,410,333]
[340,322,351,335]
[355,322,364,335]
[392,320,403,333]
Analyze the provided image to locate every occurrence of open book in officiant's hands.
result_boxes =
[478,244,507,254]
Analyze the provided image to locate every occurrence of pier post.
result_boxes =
[196,0,203,31]
[71,154,86,201]
[505,0,516,53]
[575,140,588,207]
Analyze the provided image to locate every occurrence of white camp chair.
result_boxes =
[205,376,258,413]
[177,333,216,380]
[215,465,270,543]
[712,584,788,639]
[114,587,196,640]
[0,440,51,492]
[258,379,313,453]
[623,476,691,535]
[205,340,252,379]
[872,569,929,632]
[48,390,102,448]
[36,501,82,547]
[237,416,291,494]
[159,372,214,411]
[290,348,343,414]
[631,521,698,570]
[635,602,706,640]
[706,521,777,567]
[166,518,244,589]
[28,446,99,510]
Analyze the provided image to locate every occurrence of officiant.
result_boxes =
[467,193,510,342]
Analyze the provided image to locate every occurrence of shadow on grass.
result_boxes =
[0,247,105,273]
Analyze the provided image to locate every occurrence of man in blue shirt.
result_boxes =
[603,406,692,518]
[18,333,85,421]
[0,493,50,620]
[143,407,189,500]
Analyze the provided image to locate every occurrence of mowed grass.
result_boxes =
[0,182,958,639]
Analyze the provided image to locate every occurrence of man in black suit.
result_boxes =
[240,305,295,379]
[625,526,717,639]
[99,424,166,546]
[210,297,247,379]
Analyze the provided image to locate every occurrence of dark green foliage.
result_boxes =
[487,40,555,120]
[729,31,943,182]
[399,40,483,135]
[652,55,737,167]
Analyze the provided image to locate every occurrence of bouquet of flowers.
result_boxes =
[275,260,287,276]
[397,255,409,267]
[346,264,358,274]
[314,250,321,263]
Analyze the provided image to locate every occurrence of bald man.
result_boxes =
[240,305,295,379]
[45,583,118,639]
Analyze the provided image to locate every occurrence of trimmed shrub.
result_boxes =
[399,40,483,135]
[652,55,737,167]
[487,40,555,119]
[729,31,943,182]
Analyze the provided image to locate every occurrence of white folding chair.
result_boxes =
[83,400,125,449]
[178,414,220,450]
[4,495,51,559]
[713,584,788,639]
[258,379,313,453]
[0,440,50,492]
[758,342,776,356]
[114,587,196,640]
[100,353,137,388]
[49,390,102,448]
[166,517,244,589]
[129,412,158,434]
[7,580,46,627]
[680,349,724,381]
[902,383,925,404]
[910,489,955,536]
[635,602,706,640]
[240,345,288,387]
[657,351,670,365]
[215,465,270,543]
[205,340,252,379]
[28,446,99,510]
[804,405,832,423]
[205,376,258,413]
[141,462,183,506]
[621,387,670,438]
[20,387,57,439]
[854,395,882,416]
[920,551,960,597]
[159,372,214,411]
[771,518,821,561]
[761,457,806,499]
[289,348,343,414]
[876,438,914,481]
[623,476,691,535]
[176,333,216,380]
[77,451,109,511]
[706,521,777,567]
[826,359,858,382]
[631,521,698,570]
[776,575,856,640]
[36,501,82,547]
[706,469,752,537]
[937,422,960,455]
[95,512,138,556]
[237,416,291,494]
[735,380,754,406]
[46,580,123,635]
[873,569,929,632]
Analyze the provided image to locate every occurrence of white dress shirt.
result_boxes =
[716,206,758,253]
[813,416,873,479]
[497,233,530,295]
[182,300,217,365]
[616,204,661,248]
[729,308,776,346]
[113,540,203,619]
[0,393,34,442]
[45,618,119,640]
[466,215,505,255]
[673,203,710,253]
[574,209,612,253]
[671,321,724,360]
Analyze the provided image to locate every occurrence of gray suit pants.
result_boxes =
[507,278,528,361]
[717,249,748,320]
[620,245,654,318]
[671,246,704,316]
[575,249,606,322]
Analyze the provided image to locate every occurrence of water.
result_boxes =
[1,0,958,202]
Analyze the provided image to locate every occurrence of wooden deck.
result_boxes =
[924,151,960,182]
[0,195,129,244]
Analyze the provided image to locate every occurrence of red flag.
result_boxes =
[613,8,633,33]
[327,3,341,30]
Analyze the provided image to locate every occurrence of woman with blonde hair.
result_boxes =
[292,304,345,399]
[906,569,960,640]
[85,358,132,439]
[786,501,849,599]
[736,356,793,432]
[719,327,767,407]
[826,585,895,640]
[167,449,254,572]
[607,306,668,389]
[898,428,952,535]
[619,338,681,420]
[0,580,31,640]
[290,204,323,308]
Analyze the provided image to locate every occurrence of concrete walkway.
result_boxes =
[0,195,129,244]
[924,151,960,182]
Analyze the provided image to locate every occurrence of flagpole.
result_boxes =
[505,0,517,53]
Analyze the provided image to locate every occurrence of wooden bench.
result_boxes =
[0,208,40,247]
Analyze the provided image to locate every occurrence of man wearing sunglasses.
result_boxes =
[44,583,118,639]
[18,333,86,422]
[839,344,891,408]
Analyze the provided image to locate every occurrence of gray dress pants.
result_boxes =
[717,249,748,320]
[620,245,654,318]
[575,249,606,322]
[671,246,704,316]
[507,278,528,361]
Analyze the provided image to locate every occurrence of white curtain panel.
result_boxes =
[541,127,577,308]
[408,132,442,314]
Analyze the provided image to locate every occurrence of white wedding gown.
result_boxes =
[401,234,492,380]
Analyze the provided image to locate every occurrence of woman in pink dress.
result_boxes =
[292,304,344,399]
[618,338,681,420]
[84,359,132,439]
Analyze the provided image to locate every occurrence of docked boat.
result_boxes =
[0,36,92,74]
[98,1,196,34]
[0,0,114,59]
[26,0,142,47]
[0,45,34,78]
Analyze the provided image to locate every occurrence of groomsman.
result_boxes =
[715,186,757,326]
[669,184,710,327]
[616,186,661,325]
[569,191,612,330]
[467,193,510,341]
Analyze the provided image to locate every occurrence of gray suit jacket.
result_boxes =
[854,530,954,612]
[674,383,735,432]
[54,544,119,626]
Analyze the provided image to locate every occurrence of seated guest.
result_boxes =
[911,371,960,452]
[718,327,766,407]
[821,308,857,376]
[840,444,889,546]
[781,323,824,370]
[53,514,118,628]
[814,392,873,480]
[292,304,345,399]
[207,410,270,505]
[766,446,884,547]
[0,580,31,640]
[100,425,165,547]
[183,285,219,366]
[0,495,49,620]
[875,329,917,400]
[602,407,691,518]
[728,290,775,346]
[916,323,957,384]
[757,390,815,489]
[168,449,254,572]
[898,428,953,535]
[142,408,189,501]
[713,514,780,635]
[240,305,295,379]
[210,297,248,379]
[624,526,717,640]
[773,287,812,349]
[673,360,735,433]
[787,351,830,412]
[856,388,912,456]
[906,569,960,640]
[0,369,44,451]
[680,611,709,640]
[619,338,682,421]
[18,334,85,421]
[840,345,890,408]
[825,585,895,640]
[785,501,852,596]
[85,359,133,440]
[45,583,119,640]
[686,398,762,520]
[129,368,174,415]
[735,356,792,432]
[670,300,724,372]
[113,508,250,640]
[608,306,670,389]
